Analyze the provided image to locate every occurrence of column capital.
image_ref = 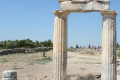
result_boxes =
[101,10,118,16]
[53,10,70,16]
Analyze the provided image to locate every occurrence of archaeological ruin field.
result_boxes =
[0,49,120,80]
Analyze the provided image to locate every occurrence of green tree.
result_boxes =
[34,41,39,47]
[14,40,19,48]
[76,44,79,48]
[0,41,4,49]
[25,39,34,48]
[88,44,91,49]
[117,43,119,48]
[4,40,7,49]
[0,39,53,49]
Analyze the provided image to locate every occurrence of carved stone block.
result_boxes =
[58,0,110,3]
[2,70,17,80]
[61,1,110,12]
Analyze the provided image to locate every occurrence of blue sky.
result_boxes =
[0,0,119,47]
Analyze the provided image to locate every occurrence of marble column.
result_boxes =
[53,10,69,80]
[101,10,117,80]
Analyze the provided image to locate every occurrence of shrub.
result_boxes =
[118,50,120,58]
[67,74,96,80]
[77,74,95,80]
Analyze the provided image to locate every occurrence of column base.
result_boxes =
[101,64,116,80]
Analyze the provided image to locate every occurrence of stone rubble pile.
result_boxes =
[68,48,102,54]
[80,49,101,55]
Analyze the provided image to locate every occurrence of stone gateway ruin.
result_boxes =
[53,0,117,80]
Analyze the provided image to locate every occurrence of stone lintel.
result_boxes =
[101,10,118,16]
[71,0,110,3]
[68,10,99,13]
[53,10,70,16]
[58,0,110,3]
[61,1,110,11]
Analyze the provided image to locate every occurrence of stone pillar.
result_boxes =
[2,70,17,80]
[53,10,69,80]
[101,10,117,80]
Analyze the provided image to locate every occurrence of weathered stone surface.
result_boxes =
[59,0,109,3]
[101,10,117,80]
[53,10,69,80]
[58,0,70,3]
[61,1,110,12]
[101,10,118,15]
[71,0,89,3]
[53,10,70,16]
[3,70,17,80]
[71,0,109,2]
[99,0,109,2]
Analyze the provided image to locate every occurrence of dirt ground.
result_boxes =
[0,51,120,80]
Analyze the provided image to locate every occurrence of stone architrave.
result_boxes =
[58,0,110,2]
[53,10,69,80]
[101,10,117,80]
[61,0,110,12]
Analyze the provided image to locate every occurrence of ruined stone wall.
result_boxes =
[0,47,53,55]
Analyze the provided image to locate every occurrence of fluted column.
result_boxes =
[53,10,69,80]
[101,10,117,80]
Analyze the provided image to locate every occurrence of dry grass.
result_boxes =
[66,74,100,80]
[0,51,53,65]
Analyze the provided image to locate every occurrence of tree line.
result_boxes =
[117,43,120,48]
[75,43,120,49]
[0,39,53,49]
